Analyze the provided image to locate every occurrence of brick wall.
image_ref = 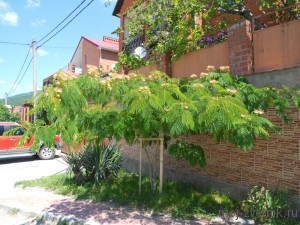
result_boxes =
[120,107,300,200]
[12,106,32,123]
[172,41,229,78]
[157,54,172,76]
[100,49,119,72]
[116,0,298,76]
[227,20,254,75]
[81,39,100,74]
[81,39,118,74]
[118,0,136,53]
[115,0,300,207]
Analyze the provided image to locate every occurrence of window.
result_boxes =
[14,128,25,136]
[85,54,88,65]
[0,126,4,136]
[0,125,24,136]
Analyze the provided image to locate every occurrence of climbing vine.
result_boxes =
[116,0,298,69]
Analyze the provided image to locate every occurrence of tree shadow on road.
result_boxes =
[45,198,215,225]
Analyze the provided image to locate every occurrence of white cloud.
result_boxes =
[26,0,40,8]
[0,0,18,26]
[0,79,5,84]
[2,11,18,25]
[31,18,46,27]
[0,58,4,64]
[37,48,48,56]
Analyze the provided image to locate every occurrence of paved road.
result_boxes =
[0,154,68,224]
[0,155,67,189]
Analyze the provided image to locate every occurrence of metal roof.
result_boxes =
[70,36,119,68]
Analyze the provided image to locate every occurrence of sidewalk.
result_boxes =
[0,185,257,225]
[0,156,254,225]
[0,185,219,225]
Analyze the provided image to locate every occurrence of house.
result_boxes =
[112,0,300,215]
[42,69,79,87]
[43,36,119,87]
[69,36,119,74]
[113,0,300,88]
[13,103,33,122]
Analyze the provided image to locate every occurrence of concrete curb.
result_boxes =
[0,204,41,224]
[37,212,87,225]
[0,204,96,225]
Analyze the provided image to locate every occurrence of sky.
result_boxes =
[0,0,119,105]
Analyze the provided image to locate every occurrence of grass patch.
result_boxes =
[8,208,20,215]
[17,170,300,225]
[16,170,238,219]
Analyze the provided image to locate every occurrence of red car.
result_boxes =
[0,122,62,160]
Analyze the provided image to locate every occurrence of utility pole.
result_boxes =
[4,93,8,105]
[32,38,37,121]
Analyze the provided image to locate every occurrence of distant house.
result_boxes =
[42,69,78,87]
[13,103,32,122]
[69,36,119,74]
[43,36,119,87]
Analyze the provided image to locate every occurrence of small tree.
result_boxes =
[24,67,299,192]
[19,0,300,192]
[0,103,20,123]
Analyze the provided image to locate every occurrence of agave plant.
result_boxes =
[81,143,122,184]
[61,151,85,183]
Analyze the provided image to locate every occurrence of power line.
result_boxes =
[0,41,30,46]
[41,45,74,49]
[36,0,87,44]
[8,57,33,96]
[4,0,94,100]
[37,0,89,45]
[7,46,32,96]
[37,0,95,48]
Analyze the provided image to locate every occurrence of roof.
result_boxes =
[70,36,119,68]
[83,36,119,51]
[112,0,124,17]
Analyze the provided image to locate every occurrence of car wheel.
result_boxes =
[38,146,55,160]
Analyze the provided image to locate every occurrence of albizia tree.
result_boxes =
[25,66,300,168]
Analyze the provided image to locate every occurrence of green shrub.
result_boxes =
[82,144,122,184]
[62,151,85,183]
[62,144,122,184]
[242,186,290,224]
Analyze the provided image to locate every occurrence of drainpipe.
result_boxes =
[250,19,255,74]
[99,47,102,70]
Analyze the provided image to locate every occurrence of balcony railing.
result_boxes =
[124,35,144,53]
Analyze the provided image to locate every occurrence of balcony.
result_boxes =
[124,35,144,53]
